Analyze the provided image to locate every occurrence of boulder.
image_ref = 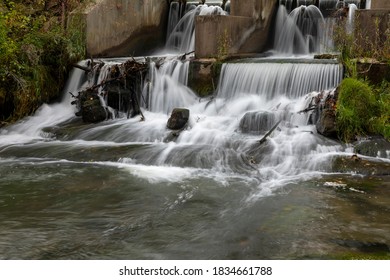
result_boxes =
[81,99,109,123]
[354,136,390,159]
[316,108,337,139]
[167,108,190,130]
[314,90,338,139]
[239,111,277,134]
[75,89,110,123]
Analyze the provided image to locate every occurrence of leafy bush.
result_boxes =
[372,81,390,140]
[336,78,381,142]
[0,0,87,121]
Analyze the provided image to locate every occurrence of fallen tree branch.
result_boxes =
[297,106,317,114]
[259,120,282,145]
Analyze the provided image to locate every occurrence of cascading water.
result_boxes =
[143,58,197,113]
[274,5,329,55]
[0,63,87,144]
[165,4,227,54]
[217,60,342,99]
[347,4,358,34]
[1,1,389,260]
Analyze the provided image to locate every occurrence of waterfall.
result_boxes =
[347,4,358,34]
[165,4,227,54]
[319,0,362,9]
[217,60,343,100]
[143,58,197,114]
[274,5,328,55]
[166,2,185,42]
[0,62,87,143]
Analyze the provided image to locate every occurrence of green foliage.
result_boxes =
[0,0,87,121]
[333,14,390,77]
[372,81,390,140]
[336,78,389,142]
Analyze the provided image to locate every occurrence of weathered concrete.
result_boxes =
[79,0,169,57]
[354,9,390,60]
[195,0,278,58]
[371,0,390,9]
[195,15,256,58]
[357,61,390,84]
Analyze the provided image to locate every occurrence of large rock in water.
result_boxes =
[314,90,338,139]
[76,89,110,123]
[316,108,337,139]
[167,108,190,130]
[81,99,109,123]
[354,136,390,158]
[239,111,277,134]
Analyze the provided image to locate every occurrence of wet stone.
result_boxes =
[316,108,337,139]
[167,108,190,130]
[354,136,390,159]
[239,111,277,134]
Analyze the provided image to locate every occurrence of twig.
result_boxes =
[259,120,282,145]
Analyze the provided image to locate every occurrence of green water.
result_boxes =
[0,151,389,259]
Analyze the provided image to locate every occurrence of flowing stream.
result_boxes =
[0,2,389,260]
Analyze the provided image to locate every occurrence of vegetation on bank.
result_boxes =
[333,12,390,143]
[336,78,390,142]
[0,0,87,122]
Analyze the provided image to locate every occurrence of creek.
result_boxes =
[0,2,389,259]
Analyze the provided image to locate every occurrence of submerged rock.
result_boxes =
[239,111,278,134]
[167,108,190,130]
[332,155,390,176]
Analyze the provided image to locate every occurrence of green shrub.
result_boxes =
[336,78,380,142]
[372,81,390,140]
[0,0,87,121]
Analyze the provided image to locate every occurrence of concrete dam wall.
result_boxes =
[81,0,169,57]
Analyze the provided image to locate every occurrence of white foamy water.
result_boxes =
[0,57,349,198]
[165,4,227,54]
[0,64,87,146]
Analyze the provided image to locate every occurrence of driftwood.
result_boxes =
[178,51,195,61]
[258,120,282,144]
[71,58,149,122]
[297,106,317,114]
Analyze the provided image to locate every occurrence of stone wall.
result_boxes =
[79,0,169,57]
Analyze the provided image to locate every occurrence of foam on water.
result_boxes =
[0,64,87,146]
